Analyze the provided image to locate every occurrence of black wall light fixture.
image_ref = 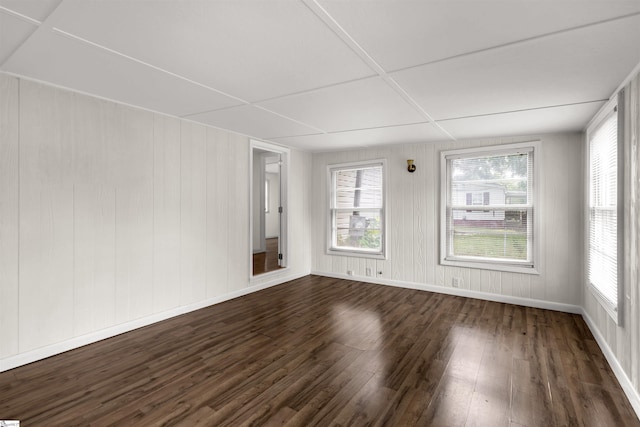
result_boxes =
[407,159,416,173]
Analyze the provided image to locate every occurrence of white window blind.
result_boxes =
[588,108,618,311]
[328,161,385,257]
[443,145,535,269]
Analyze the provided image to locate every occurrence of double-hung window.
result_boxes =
[588,102,620,320]
[328,160,386,258]
[441,142,537,273]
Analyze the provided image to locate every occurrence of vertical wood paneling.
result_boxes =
[500,272,514,296]
[206,128,230,296]
[390,148,404,281]
[180,122,207,304]
[153,114,181,312]
[1,75,313,371]
[512,273,531,299]
[413,143,427,284]
[73,95,116,335]
[469,269,482,292]
[114,106,154,322]
[0,73,20,358]
[630,73,640,393]
[298,150,313,273]
[311,153,328,273]
[541,136,572,303]
[227,132,249,291]
[425,143,437,286]
[19,80,75,352]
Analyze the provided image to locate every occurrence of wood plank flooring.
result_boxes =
[1,275,638,426]
[253,237,282,275]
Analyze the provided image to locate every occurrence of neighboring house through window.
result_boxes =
[328,160,386,259]
[441,142,538,273]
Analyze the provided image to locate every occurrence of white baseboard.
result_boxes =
[311,271,582,314]
[0,272,307,373]
[582,310,640,419]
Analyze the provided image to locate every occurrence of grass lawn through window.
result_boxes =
[453,226,527,260]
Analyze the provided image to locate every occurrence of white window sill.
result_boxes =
[327,248,386,260]
[441,258,539,275]
[588,283,620,324]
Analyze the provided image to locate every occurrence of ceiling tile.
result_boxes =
[0,10,38,64]
[257,76,425,132]
[271,122,446,152]
[437,102,605,140]
[319,0,640,71]
[2,29,244,116]
[0,0,61,22]
[391,15,640,121]
[187,105,321,140]
[44,0,375,102]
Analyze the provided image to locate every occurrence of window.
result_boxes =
[328,160,385,258]
[441,142,537,273]
[588,104,619,319]
[466,192,490,206]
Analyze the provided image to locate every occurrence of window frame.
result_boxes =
[440,142,540,274]
[585,97,623,324]
[327,159,387,259]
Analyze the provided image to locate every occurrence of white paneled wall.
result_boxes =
[180,121,207,305]
[312,133,584,306]
[0,73,19,360]
[153,114,181,312]
[0,73,311,371]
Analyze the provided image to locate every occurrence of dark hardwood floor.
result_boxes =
[253,237,283,275]
[1,275,638,426]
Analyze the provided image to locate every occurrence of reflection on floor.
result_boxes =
[253,237,282,275]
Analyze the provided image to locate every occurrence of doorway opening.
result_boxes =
[251,140,288,277]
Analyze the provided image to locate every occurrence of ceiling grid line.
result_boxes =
[0,6,42,26]
[436,99,610,123]
[389,10,640,76]
[51,27,247,105]
[0,4,49,68]
[301,0,457,141]
[3,1,640,150]
[48,25,329,137]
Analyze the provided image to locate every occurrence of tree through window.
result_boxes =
[328,160,385,258]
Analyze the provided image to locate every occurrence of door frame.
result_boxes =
[249,139,289,279]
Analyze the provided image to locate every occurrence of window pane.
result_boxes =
[451,153,530,206]
[588,108,618,309]
[334,166,383,209]
[450,208,530,261]
[334,209,382,251]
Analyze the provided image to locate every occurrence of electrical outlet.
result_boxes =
[366,268,372,277]
[347,270,354,276]
[452,277,461,288]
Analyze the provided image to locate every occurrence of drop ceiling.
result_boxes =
[2,0,640,152]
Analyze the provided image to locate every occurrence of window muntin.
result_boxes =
[328,161,385,257]
[588,107,618,314]
[442,144,536,271]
